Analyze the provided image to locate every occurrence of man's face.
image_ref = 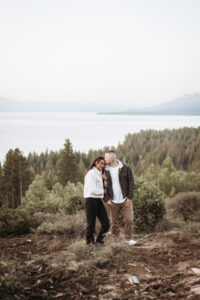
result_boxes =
[104,153,114,165]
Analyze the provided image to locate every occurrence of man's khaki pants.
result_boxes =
[109,201,133,240]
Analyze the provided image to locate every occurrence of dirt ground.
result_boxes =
[1,230,200,300]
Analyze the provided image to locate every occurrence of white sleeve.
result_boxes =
[84,171,104,196]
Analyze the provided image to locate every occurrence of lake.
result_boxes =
[0,112,200,160]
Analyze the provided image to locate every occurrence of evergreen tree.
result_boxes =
[22,175,50,212]
[3,149,32,208]
[0,162,4,207]
[27,127,200,179]
[57,139,79,186]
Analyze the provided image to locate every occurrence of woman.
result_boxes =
[84,156,110,245]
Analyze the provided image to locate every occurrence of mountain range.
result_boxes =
[99,93,200,115]
[0,93,200,114]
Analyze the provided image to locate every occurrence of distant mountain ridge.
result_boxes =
[0,97,130,113]
[99,93,200,115]
[0,97,97,112]
[0,93,200,114]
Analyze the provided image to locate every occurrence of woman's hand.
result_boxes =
[102,173,107,180]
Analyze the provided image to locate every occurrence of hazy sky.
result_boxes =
[0,0,200,107]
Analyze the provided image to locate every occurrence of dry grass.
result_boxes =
[167,192,200,222]
[155,217,181,232]
[52,236,132,275]
[155,193,200,233]
[165,231,191,243]
[185,222,200,233]
[37,210,86,237]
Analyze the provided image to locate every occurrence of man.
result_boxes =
[103,150,135,243]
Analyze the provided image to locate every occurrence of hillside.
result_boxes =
[27,127,200,180]
[99,93,200,115]
[77,127,200,175]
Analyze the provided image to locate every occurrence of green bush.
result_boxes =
[168,192,200,222]
[64,195,84,215]
[133,177,166,232]
[22,177,84,214]
[0,207,31,237]
[143,158,200,197]
[62,182,84,214]
[0,260,20,298]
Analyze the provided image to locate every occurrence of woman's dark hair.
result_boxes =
[90,156,105,169]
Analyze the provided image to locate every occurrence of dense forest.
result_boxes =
[28,127,200,177]
[1,127,200,208]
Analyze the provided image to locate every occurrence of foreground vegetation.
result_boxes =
[1,198,200,299]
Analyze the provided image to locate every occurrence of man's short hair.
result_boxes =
[105,150,116,159]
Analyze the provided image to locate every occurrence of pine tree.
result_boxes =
[57,139,79,186]
[0,162,4,207]
[3,149,32,208]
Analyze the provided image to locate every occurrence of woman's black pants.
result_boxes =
[85,198,110,244]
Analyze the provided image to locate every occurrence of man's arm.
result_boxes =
[127,167,134,199]
[103,190,110,202]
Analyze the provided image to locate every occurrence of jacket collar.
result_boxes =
[105,160,123,171]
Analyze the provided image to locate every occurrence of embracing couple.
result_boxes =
[84,150,134,245]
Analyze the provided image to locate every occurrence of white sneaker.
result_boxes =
[126,239,137,245]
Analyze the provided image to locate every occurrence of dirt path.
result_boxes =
[1,231,200,299]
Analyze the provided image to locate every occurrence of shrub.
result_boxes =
[37,210,86,237]
[133,177,166,232]
[56,237,131,273]
[167,192,200,222]
[22,177,84,214]
[144,159,200,197]
[0,207,31,237]
[22,175,55,213]
[62,182,84,214]
[0,260,20,298]
[64,195,84,215]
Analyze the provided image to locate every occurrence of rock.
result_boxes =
[191,268,200,275]
[128,275,140,284]
[99,285,116,291]
[191,285,200,295]
[124,274,140,284]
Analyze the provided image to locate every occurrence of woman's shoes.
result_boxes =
[96,239,104,244]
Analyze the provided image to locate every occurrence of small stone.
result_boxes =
[191,285,200,295]
[191,268,200,275]
[128,275,140,284]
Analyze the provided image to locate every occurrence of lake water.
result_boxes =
[0,112,200,160]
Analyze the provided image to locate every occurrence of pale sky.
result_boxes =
[0,0,200,107]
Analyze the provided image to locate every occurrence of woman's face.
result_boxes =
[95,159,105,171]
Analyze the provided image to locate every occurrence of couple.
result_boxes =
[84,150,134,245]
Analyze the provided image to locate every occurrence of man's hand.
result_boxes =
[124,198,131,207]
[104,189,107,194]
[107,200,115,207]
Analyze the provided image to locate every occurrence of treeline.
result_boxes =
[122,127,200,174]
[28,127,200,179]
